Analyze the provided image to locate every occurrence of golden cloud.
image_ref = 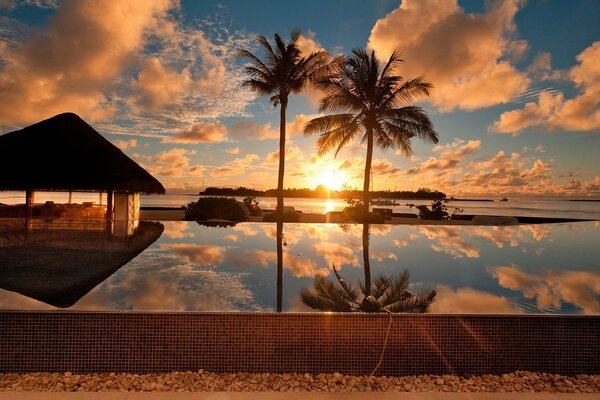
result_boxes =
[367,0,529,111]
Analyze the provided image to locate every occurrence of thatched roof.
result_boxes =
[0,221,164,308]
[0,113,165,194]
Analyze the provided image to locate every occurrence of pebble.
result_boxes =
[0,371,598,392]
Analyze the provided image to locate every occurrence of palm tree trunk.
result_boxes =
[362,128,374,216]
[277,97,288,218]
[362,223,371,297]
[276,221,283,312]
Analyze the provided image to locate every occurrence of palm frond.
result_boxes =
[371,274,392,300]
[379,270,411,306]
[385,290,436,313]
[303,114,355,136]
[332,265,361,301]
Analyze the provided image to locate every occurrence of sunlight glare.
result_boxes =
[315,168,346,191]
[324,200,335,214]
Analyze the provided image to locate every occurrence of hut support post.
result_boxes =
[68,191,73,204]
[105,190,113,234]
[25,190,34,218]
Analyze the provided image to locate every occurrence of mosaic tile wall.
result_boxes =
[0,312,598,375]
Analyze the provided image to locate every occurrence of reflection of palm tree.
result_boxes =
[301,224,436,313]
[276,222,283,312]
[301,266,435,313]
[239,32,330,218]
[305,49,438,216]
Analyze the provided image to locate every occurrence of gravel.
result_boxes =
[1,371,599,392]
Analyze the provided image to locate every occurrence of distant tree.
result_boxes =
[239,31,332,219]
[305,49,439,218]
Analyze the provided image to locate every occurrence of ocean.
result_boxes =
[2,191,599,220]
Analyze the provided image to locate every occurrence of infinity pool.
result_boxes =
[1,219,599,314]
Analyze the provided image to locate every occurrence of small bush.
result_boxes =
[184,197,249,221]
[262,210,301,222]
[242,196,262,216]
[414,200,462,220]
[341,200,385,223]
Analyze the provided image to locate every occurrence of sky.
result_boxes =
[0,0,599,199]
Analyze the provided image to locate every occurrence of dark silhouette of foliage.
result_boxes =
[243,196,262,216]
[301,266,436,313]
[413,200,462,220]
[184,197,249,222]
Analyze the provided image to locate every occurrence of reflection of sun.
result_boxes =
[324,201,335,214]
[315,168,347,191]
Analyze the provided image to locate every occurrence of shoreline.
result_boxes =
[139,208,594,225]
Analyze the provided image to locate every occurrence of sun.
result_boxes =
[314,168,347,191]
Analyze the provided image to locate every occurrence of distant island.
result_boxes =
[199,186,446,200]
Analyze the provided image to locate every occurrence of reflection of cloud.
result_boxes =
[162,243,224,266]
[304,225,330,241]
[226,249,275,268]
[232,224,258,237]
[491,265,600,313]
[418,226,480,259]
[225,248,328,278]
[371,251,398,262]
[312,242,359,268]
[283,252,329,278]
[81,254,265,312]
[163,221,193,239]
[431,285,522,314]
[0,289,55,310]
[416,225,552,259]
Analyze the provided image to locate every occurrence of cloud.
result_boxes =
[0,0,176,125]
[130,57,191,112]
[367,0,530,111]
[461,151,553,192]
[113,139,138,150]
[230,113,320,141]
[164,121,228,144]
[0,0,60,10]
[491,41,600,134]
[490,264,600,314]
[139,148,205,178]
[211,153,259,177]
[263,145,304,165]
[0,0,256,142]
[226,147,241,155]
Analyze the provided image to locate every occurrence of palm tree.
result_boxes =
[301,265,436,313]
[304,48,439,217]
[239,31,331,218]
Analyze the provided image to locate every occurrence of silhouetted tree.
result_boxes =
[239,31,332,219]
[305,49,438,216]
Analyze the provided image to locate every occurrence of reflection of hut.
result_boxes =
[0,220,164,308]
[0,113,164,235]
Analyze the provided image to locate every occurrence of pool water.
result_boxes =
[1,219,599,314]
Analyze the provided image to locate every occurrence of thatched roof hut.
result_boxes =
[0,113,164,194]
